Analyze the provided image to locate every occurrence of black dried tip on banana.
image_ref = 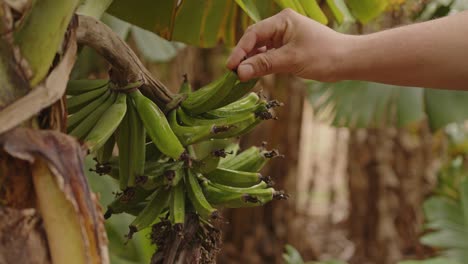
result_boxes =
[273,191,289,200]
[164,170,176,183]
[104,209,113,219]
[260,176,275,186]
[264,149,280,159]
[91,162,112,176]
[212,149,227,158]
[135,175,148,185]
[255,110,275,120]
[266,100,284,109]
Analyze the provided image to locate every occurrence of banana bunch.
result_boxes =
[65,71,287,240]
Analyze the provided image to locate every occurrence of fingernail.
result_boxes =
[238,64,254,80]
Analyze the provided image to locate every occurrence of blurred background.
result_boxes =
[79,0,468,263]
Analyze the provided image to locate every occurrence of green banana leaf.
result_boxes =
[106,0,357,47]
[84,156,155,264]
[308,81,468,131]
[346,0,387,24]
[308,81,425,128]
[419,179,468,263]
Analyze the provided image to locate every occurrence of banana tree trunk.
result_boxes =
[219,75,307,263]
[347,126,436,264]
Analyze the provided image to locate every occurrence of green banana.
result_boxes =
[170,181,186,228]
[69,92,116,139]
[67,90,111,129]
[85,93,127,152]
[205,167,264,187]
[181,71,238,115]
[185,169,218,220]
[213,78,259,108]
[67,85,108,112]
[105,187,154,218]
[207,180,270,193]
[66,79,108,96]
[193,149,226,174]
[96,134,115,164]
[128,187,170,238]
[130,90,185,160]
[210,113,260,139]
[169,110,230,145]
[221,146,279,172]
[177,107,258,127]
[117,106,131,190]
[204,92,261,118]
[201,183,277,208]
[127,97,146,187]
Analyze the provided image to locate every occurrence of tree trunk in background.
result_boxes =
[347,126,437,264]
[218,75,310,263]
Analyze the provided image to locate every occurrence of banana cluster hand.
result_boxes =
[65,71,287,240]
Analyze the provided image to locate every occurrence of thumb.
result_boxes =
[237,48,290,81]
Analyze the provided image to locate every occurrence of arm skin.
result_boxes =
[226,8,468,90]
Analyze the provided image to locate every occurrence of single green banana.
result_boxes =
[67,85,108,112]
[207,180,269,193]
[170,181,186,228]
[117,106,131,190]
[127,98,146,187]
[96,134,115,164]
[213,78,259,108]
[185,169,218,220]
[128,187,170,238]
[181,71,238,115]
[201,183,279,208]
[169,110,229,145]
[85,93,127,152]
[210,113,259,139]
[177,107,258,127]
[66,79,108,96]
[130,90,185,160]
[69,92,116,139]
[205,167,263,187]
[105,187,154,219]
[221,146,279,172]
[204,92,261,118]
[67,89,111,129]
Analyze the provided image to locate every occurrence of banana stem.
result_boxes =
[76,15,175,109]
[32,158,87,264]
[14,0,79,86]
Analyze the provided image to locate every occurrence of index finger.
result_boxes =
[226,13,288,70]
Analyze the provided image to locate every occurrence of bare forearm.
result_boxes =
[337,11,468,90]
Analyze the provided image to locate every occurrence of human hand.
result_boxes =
[226,8,347,82]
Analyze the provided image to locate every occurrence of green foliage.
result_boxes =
[308,81,425,128]
[283,244,347,264]
[425,89,468,131]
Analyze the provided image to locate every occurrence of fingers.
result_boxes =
[236,47,291,81]
[226,12,290,70]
